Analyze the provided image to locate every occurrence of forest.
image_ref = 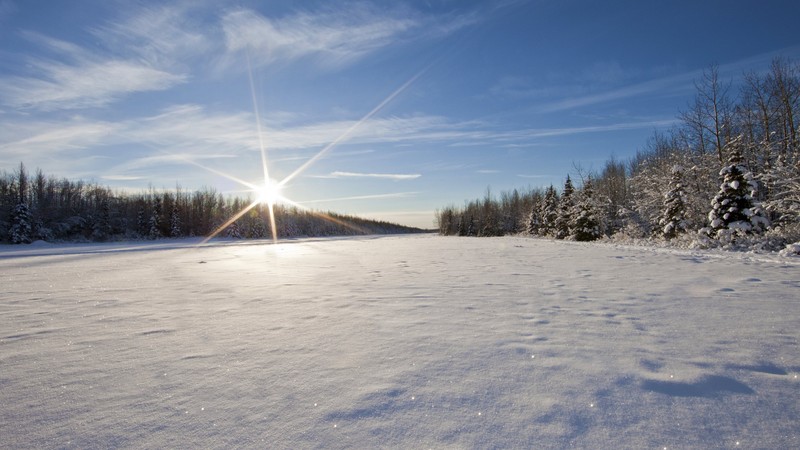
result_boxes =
[0,166,422,244]
[436,58,800,253]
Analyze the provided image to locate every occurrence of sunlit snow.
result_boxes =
[1,235,798,448]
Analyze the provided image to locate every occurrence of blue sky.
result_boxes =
[1,0,799,228]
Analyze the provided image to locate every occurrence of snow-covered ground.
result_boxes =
[1,235,798,449]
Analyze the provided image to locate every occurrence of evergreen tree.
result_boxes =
[136,206,147,237]
[539,185,559,237]
[226,220,242,238]
[9,201,32,244]
[169,202,181,237]
[658,165,689,239]
[92,198,111,241]
[248,215,268,239]
[706,147,769,237]
[571,177,602,241]
[148,197,162,239]
[456,213,466,236]
[555,176,574,239]
[526,206,541,235]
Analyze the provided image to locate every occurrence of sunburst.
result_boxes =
[194,62,429,246]
[255,178,283,206]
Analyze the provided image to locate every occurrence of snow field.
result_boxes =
[1,235,798,448]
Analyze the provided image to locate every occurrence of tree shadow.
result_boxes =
[641,375,754,398]
[727,362,787,376]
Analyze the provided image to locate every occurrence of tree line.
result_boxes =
[436,58,799,252]
[0,165,422,244]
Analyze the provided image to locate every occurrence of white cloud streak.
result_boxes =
[91,4,213,69]
[219,5,475,70]
[105,153,237,174]
[0,32,186,111]
[300,192,420,204]
[101,175,144,181]
[511,119,680,139]
[535,74,697,113]
[1,103,678,173]
[221,7,410,69]
[324,171,421,180]
[528,46,800,113]
[0,118,119,161]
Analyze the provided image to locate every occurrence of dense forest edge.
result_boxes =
[0,166,425,244]
[435,58,799,256]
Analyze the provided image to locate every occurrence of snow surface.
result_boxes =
[1,235,799,449]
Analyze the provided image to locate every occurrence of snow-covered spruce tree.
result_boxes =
[456,213,467,236]
[526,205,541,236]
[148,197,162,239]
[659,165,688,240]
[169,202,181,237]
[9,201,33,244]
[703,147,769,243]
[539,185,558,237]
[92,198,111,241]
[555,176,574,239]
[226,220,242,239]
[248,214,268,239]
[136,205,147,237]
[465,213,476,237]
[571,177,602,241]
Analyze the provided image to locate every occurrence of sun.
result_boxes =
[256,179,283,206]
[194,61,425,246]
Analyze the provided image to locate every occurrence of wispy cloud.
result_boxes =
[0,32,186,111]
[526,47,800,114]
[220,7,411,69]
[128,104,259,153]
[300,192,420,204]
[534,74,697,113]
[219,5,474,70]
[121,105,487,153]
[511,119,679,139]
[1,103,678,172]
[0,117,119,160]
[321,171,421,180]
[105,153,237,174]
[101,175,144,181]
[91,3,213,69]
[476,169,500,174]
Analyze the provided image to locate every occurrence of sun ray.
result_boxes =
[247,54,272,191]
[115,134,261,191]
[277,196,368,235]
[246,54,278,243]
[199,199,261,245]
[183,157,261,191]
[278,66,430,188]
[265,200,278,244]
